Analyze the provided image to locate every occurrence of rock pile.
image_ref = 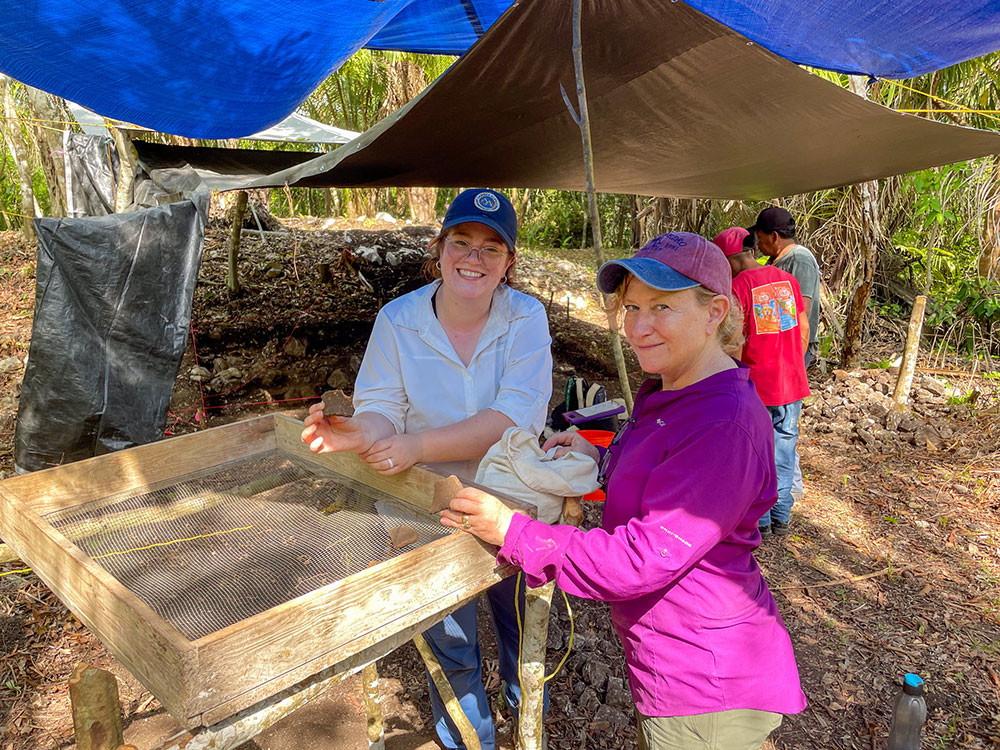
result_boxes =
[544,613,633,733]
[800,368,968,452]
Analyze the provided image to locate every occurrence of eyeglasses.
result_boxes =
[444,237,510,266]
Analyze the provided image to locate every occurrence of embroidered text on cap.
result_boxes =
[474,192,501,212]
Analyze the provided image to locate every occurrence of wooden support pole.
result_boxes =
[569,0,634,414]
[69,663,124,750]
[518,580,554,750]
[228,190,248,295]
[361,662,385,750]
[413,633,482,750]
[152,667,354,750]
[892,295,928,412]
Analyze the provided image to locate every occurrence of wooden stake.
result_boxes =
[69,663,124,750]
[518,581,554,750]
[892,295,928,412]
[569,0,634,414]
[361,663,385,750]
[228,190,248,295]
[413,634,482,750]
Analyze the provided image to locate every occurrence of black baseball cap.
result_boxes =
[748,206,795,235]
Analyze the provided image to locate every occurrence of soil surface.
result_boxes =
[0,220,999,750]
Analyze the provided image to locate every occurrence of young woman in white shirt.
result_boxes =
[301,189,552,750]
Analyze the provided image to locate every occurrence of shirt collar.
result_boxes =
[414,280,513,367]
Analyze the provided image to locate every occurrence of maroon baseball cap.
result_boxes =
[597,231,732,297]
[712,227,751,257]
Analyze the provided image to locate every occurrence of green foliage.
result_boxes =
[521,191,587,248]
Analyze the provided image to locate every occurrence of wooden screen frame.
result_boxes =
[0,414,532,728]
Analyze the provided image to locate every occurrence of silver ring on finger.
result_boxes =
[386,457,394,469]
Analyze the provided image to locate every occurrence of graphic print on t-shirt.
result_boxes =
[751,280,798,334]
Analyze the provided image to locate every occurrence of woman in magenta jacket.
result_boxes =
[442,232,806,749]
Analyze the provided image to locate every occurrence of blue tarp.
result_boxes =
[686,0,1000,79]
[0,0,512,139]
[1,1,999,139]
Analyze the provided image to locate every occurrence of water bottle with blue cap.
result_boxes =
[888,673,926,750]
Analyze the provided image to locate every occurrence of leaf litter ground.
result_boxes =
[0,221,998,749]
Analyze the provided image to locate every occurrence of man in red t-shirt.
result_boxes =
[714,227,810,537]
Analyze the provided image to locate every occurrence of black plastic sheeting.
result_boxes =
[63,131,120,217]
[133,140,321,194]
[14,194,208,473]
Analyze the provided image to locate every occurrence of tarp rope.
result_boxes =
[882,78,1000,127]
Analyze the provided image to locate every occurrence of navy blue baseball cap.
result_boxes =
[442,189,518,251]
[597,231,732,297]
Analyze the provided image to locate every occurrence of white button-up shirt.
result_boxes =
[353,281,553,479]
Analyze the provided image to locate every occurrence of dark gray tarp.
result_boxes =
[63,131,120,217]
[14,196,208,473]
[133,141,323,194]
[243,0,1000,199]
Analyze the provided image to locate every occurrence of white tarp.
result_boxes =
[66,101,359,144]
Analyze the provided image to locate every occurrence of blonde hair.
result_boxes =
[693,285,745,355]
[423,227,517,284]
[604,274,744,354]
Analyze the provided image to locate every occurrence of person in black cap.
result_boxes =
[749,207,821,506]
[748,207,821,368]
[301,188,552,750]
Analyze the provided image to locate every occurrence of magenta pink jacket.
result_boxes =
[498,365,807,717]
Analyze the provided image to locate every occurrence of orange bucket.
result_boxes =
[577,429,614,502]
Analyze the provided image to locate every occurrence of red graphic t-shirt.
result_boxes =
[732,266,810,406]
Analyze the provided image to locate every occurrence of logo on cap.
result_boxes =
[473,192,501,212]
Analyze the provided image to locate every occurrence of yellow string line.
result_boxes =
[0,114,80,127]
[882,77,976,110]
[92,525,253,560]
[898,108,1000,114]
[0,525,253,578]
[0,567,32,578]
[881,78,1000,126]
[0,209,36,221]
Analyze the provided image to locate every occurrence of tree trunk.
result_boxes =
[228,190,248,295]
[110,126,136,213]
[980,155,1000,280]
[25,85,67,216]
[407,187,437,223]
[840,77,882,368]
[629,195,642,248]
[1,76,36,242]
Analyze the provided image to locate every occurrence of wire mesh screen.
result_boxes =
[42,451,451,640]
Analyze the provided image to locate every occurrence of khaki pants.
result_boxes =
[637,709,782,750]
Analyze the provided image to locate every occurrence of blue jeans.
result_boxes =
[422,575,547,749]
[792,349,814,498]
[761,400,802,527]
